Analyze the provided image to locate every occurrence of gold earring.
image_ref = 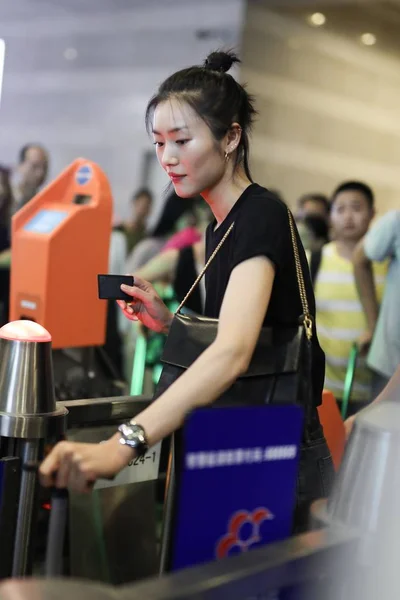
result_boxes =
[224,151,230,163]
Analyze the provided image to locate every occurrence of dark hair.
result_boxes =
[298,193,330,215]
[150,190,195,238]
[0,166,13,227]
[145,50,257,182]
[331,181,374,210]
[19,143,48,164]
[132,187,152,202]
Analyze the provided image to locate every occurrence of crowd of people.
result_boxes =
[0,140,399,419]
[0,141,398,418]
[0,49,394,528]
[110,177,399,421]
[295,182,399,416]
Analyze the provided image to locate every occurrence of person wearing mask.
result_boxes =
[314,181,387,415]
[300,214,329,257]
[296,193,330,223]
[123,188,153,254]
[352,209,400,399]
[12,144,49,212]
[296,193,330,253]
[40,50,333,532]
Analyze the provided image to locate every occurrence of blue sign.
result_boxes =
[24,209,68,234]
[76,164,92,186]
[171,405,303,571]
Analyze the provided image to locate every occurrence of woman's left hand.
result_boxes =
[39,435,134,493]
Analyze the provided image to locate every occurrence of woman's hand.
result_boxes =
[39,435,133,493]
[117,275,173,333]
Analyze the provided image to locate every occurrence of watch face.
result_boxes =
[119,422,148,455]
[119,423,134,439]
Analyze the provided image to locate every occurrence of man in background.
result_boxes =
[12,144,49,213]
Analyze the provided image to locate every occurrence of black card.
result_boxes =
[97,274,134,301]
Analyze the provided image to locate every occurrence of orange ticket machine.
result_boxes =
[10,158,113,349]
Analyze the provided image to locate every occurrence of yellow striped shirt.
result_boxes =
[314,242,387,402]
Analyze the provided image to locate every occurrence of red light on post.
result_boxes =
[0,320,52,343]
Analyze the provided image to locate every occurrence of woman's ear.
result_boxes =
[225,122,242,155]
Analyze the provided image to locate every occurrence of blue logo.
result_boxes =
[76,165,92,185]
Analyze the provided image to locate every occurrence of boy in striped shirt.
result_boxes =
[314,182,387,415]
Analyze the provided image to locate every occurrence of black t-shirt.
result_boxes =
[205,183,325,407]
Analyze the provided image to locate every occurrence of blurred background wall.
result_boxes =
[1,0,399,217]
[241,0,400,213]
[0,0,245,222]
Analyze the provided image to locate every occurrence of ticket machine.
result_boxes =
[10,159,113,349]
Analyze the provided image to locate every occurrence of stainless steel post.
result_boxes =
[12,441,41,577]
[45,488,69,577]
[0,321,67,577]
[315,389,400,600]
[159,436,175,575]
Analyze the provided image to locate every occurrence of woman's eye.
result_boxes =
[176,139,189,145]
[153,141,164,148]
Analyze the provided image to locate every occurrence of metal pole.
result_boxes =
[159,436,175,575]
[0,456,21,579]
[12,441,41,577]
[45,488,68,577]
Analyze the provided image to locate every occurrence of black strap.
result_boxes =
[310,249,322,285]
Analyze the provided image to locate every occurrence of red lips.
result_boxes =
[169,173,186,183]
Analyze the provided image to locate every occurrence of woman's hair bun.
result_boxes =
[203,50,240,74]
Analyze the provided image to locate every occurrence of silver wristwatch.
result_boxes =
[118,420,148,456]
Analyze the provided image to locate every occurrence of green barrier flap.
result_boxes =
[130,324,147,396]
[92,490,111,583]
[128,285,179,396]
[341,343,359,419]
[152,363,163,386]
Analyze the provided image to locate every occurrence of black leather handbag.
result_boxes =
[154,208,315,429]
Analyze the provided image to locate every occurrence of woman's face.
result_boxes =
[152,99,227,198]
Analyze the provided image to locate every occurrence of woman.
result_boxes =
[40,51,333,531]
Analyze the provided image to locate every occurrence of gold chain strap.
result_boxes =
[287,208,313,341]
[175,222,235,314]
[176,210,313,341]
